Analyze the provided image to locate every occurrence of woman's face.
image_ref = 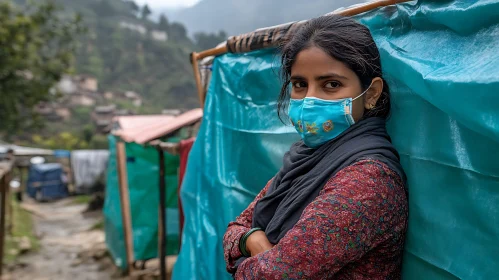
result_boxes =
[290,46,383,122]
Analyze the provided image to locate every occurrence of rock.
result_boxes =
[70,258,84,267]
[96,257,113,271]
[8,249,19,256]
[0,273,13,280]
[78,242,108,260]
[8,262,29,272]
[93,248,108,260]
[130,268,157,280]
[77,250,91,261]
[19,236,32,254]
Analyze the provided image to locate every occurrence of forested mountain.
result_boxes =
[14,0,226,110]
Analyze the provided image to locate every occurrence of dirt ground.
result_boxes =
[4,197,125,280]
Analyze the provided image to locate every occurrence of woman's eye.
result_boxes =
[325,81,341,89]
[292,81,307,88]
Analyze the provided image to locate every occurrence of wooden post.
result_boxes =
[16,167,23,202]
[190,52,204,107]
[5,171,12,235]
[0,169,8,277]
[158,149,167,280]
[116,141,135,273]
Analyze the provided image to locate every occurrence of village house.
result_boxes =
[69,93,97,107]
[76,75,98,92]
[151,30,168,41]
[35,103,72,121]
[92,105,117,134]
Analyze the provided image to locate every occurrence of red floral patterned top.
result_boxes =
[223,159,408,279]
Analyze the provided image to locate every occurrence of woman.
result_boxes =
[223,15,408,279]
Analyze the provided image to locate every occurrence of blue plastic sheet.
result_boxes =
[173,1,499,279]
[173,49,299,279]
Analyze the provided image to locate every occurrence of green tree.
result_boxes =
[32,132,88,150]
[141,4,151,20]
[82,124,94,143]
[128,0,139,14]
[94,0,116,17]
[169,22,187,41]
[89,135,108,149]
[158,14,169,32]
[194,30,228,50]
[0,1,84,135]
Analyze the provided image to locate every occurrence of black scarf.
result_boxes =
[252,117,406,244]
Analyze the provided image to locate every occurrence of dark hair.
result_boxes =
[277,15,390,121]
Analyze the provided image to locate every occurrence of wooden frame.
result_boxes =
[150,140,180,280]
[115,139,181,277]
[115,141,135,274]
[113,119,196,276]
[189,0,411,107]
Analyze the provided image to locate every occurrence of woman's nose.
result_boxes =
[305,85,320,98]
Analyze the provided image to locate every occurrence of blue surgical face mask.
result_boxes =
[288,89,368,148]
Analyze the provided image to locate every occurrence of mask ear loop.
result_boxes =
[346,84,372,125]
[352,85,371,102]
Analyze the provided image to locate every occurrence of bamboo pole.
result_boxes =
[191,0,411,108]
[190,52,205,107]
[196,45,228,60]
[116,141,135,274]
[194,0,409,61]
[328,0,409,16]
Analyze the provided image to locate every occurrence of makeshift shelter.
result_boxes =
[27,163,68,201]
[174,0,499,279]
[103,109,203,273]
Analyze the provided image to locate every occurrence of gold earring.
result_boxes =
[369,104,375,109]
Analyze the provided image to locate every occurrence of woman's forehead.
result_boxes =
[291,47,356,79]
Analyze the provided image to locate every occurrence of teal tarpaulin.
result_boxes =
[173,0,499,279]
[104,135,180,268]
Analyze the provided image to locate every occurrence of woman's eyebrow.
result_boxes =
[290,73,349,80]
[290,75,305,80]
[316,73,349,81]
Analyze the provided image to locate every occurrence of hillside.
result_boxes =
[5,0,227,148]
[165,0,366,36]
[70,0,200,110]
[15,0,201,111]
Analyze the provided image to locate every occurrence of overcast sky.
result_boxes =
[134,0,201,9]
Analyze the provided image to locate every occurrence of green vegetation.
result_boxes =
[55,0,218,111]
[2,0,227,145]
[32,132,89,150]
[91,219,104,230]
[4,197,40,264]
[70,194,92,205]
[0,1,84,135]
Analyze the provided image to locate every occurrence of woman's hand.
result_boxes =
[246,230,273,256]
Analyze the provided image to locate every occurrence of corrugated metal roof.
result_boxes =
[114,115,174,131]
[114,109,203,144]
